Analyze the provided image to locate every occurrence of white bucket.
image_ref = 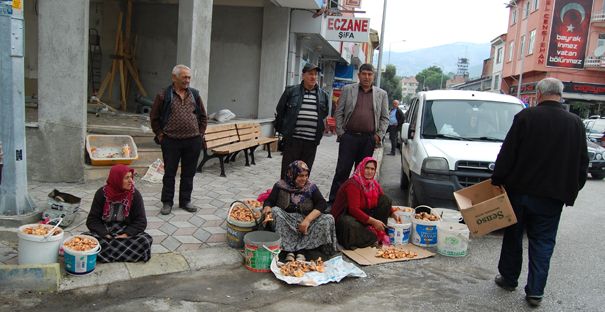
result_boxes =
[411,206,440,247]
[387,218,411,245]
[17,222,64,265]
[437,222,470,257]
[63,235,101,276]
[432,208,463,223]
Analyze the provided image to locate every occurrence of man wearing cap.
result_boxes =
[275,63,329,179]
[327,63,389,203]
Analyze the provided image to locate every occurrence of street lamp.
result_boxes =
[376,0,388,88]
[417,74,428,91]
[505,2,529,99]
[389,40,406,64]
[434,63,444,90]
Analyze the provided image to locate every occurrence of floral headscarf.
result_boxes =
[353,157,380,208]
[274,160,317,205]
[102,164,135,220]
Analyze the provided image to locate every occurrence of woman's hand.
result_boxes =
[262,206,272,218]
[369,217,386,232]
[115,233,129,239]
[298,219,310,235]
[391,212,403,223]
[105,234,112,238]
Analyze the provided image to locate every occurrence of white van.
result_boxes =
[400,90,524,208]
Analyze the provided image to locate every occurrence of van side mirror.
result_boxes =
[401,123,412,140]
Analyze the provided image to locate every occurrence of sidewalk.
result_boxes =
[0,134,385,292]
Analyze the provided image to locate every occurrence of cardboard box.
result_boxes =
[453,179,517,238]
[342,244,435,266]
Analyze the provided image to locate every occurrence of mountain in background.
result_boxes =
[374,42,492,79]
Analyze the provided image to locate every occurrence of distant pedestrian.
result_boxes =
[327,63,389,203]
[491,77,589,307]
[0,141,3,185]
[150,65,208,215]
[275,63,329,179]
[386,100,404,155]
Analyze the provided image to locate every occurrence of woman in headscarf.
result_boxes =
[330,157,402,250]
[262,160,337,261]
[84,164,153,263]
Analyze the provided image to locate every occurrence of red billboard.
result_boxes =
[546,0,593,69]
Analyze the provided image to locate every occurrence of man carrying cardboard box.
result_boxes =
[490,78,589,307]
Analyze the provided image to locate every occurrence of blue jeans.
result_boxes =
[498,194,563,298]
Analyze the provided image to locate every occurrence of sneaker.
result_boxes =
[161,203,172,215]
[526,296,542,307]
[494,274,516,291]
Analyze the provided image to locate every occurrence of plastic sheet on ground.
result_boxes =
[141,158,164,183]
[270,256,366,287]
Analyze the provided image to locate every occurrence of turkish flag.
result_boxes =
[546,0,593,69]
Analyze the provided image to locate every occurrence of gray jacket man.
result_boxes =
[328,63,389,202]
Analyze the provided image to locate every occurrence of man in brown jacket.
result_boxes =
[150,65,208,215]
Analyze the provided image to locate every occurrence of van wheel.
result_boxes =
[591,172,605,180]
[400,169,409,189]
[407,181,419,208]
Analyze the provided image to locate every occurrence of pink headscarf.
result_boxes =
[102,164,135,220]
[353,157,380,208]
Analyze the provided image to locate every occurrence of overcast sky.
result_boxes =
[357,0,512,52]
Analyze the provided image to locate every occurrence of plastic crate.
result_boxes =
[86,135,138,166]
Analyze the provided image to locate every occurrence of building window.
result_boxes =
[494,75,500,90]
[519,36,525,59]
[497,47,503,63]
[532,0,539,12]
[524,1,530,18]
[528,30,536,55]
[511,9,517,25]
[330,0,339,9]
[508,41,514,62]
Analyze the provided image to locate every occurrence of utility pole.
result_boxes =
[0,1,38,225]
[375,0,387,88]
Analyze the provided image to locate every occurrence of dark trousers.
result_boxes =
[498,194,563,298]
[160,136,202,206]
[387,125,398,153]
[280,138,317,180]
[328,133,376,202]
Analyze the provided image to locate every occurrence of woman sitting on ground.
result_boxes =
[84,164,153,263]
[262,160,337,261]
[330,157,402,250]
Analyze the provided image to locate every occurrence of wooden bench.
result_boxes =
[196,122,278,177]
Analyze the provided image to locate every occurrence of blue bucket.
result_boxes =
[63,235,101,276]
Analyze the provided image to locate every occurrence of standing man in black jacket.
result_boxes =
[386,100,404,155]
[275,63,329,179]
[490,77,589,307]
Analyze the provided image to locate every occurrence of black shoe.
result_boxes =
[387,151,395,155]
[526,296,542,307]
[494,274,516,291]
[179,203,198,213]
[161,203,172,215]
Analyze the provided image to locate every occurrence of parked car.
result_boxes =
[587,139,605,179]
[584,117,605,147]
[400,90,524,208]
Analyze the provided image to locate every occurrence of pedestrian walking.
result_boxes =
[386,100,404,155]
[490,77,589,307]
[327,63,389,203]
[150,65,208,215]
[275,63,329,179]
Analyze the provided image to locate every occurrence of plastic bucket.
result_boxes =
[243,231,281,272]
[17,222,64,265]
[226,201,260,249]
[63,235,101,275]
[432,208,463,223]
[437,222,470,257]
[411,205,441,247]
[387,218,411,245]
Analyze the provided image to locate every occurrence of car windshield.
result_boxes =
[421,100,523,141]
[585,120,605,133]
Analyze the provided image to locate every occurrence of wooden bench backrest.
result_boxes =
[236,122,263,141]
[203,124,239,149]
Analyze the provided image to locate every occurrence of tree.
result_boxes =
[403,94,412,105]
[415,66,450,91]
[380,64,403,105]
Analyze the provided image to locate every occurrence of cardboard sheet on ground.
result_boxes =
[342,244,435,266]
[270,256,366,286]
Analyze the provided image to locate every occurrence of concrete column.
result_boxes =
[28,0,88,183]
[176,0,212,107]
[257,4,290,119]
[286,33,297,86]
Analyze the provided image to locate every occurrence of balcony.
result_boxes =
[584,56,605,70]
[592,10,605,26]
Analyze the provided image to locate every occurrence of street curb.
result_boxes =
[0,263,60,293]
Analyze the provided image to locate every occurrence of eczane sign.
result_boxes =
[324,17,370,43]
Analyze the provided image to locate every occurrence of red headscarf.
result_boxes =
[102,164,135,220]
[353,157,380,208]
